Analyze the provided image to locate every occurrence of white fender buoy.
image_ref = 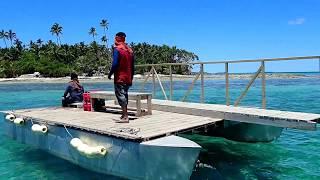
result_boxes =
[84,147,95,156]
[94,146,107,156]
[40,125,48,133]
[77,143,89,153]
[85,146,107,157]
[31,124,48,134]
[13,118,24,125]
[82,146,107,157]
[70,138,83,148]
[5,114,15,121]
[70,138,108,158]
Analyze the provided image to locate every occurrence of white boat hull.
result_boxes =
[2,119,201,179]
[205,120,283,142]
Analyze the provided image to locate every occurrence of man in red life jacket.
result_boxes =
[108,32,134,123]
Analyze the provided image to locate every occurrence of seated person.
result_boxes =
[62,73,84,107]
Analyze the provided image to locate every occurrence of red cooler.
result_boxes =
[83,92,91,103]
[83,103,92,111]
[83,92,92,111]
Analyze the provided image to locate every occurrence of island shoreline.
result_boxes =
[0,73,318,84]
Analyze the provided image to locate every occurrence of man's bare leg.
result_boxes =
[123,106,128,118]
[121,106,129,122]
[115,106,129,123]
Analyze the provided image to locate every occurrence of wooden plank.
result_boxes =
[129,115,201,131]
[139,120,219,139]
[148,100,320,130]
[7,97,320,143]
[151,99,320,121]
[90,91,151,99]
[140,118,219,134]
[7,107,223,141]
[120,114,189,131]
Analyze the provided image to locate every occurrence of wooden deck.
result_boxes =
[129,100,320,130]
[7,107,222,141]
[4,99,320,142]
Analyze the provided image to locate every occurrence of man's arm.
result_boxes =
[131,55,135,81]
[108,49,120,79]
[63,85,71,98]
[80,86,84,93]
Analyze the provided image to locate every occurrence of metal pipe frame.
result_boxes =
[136,56,319,108]
[234,66,263,106]
[136,56,320,67]
[181,73,201,102]
[152,67,168,100]
[225,63,230,106]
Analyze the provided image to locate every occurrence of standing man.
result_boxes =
[108,32,134,123]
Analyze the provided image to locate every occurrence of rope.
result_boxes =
[64,125,74,138]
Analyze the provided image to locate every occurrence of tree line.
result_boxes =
[0,19,198,78]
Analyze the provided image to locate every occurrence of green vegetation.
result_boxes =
[0,20,198,78]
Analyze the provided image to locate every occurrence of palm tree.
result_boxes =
[29,40,40,58]
[50,23,63,45]
[0,30,8,48]
[100,19,109,47]
[101,35,107,46]
[100,19,109,34]
[14,38,23,52]
[36,38,43,46]
[7,30,16,46]
[89,27,97,42]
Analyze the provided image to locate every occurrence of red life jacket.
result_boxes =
[114,47,134,85]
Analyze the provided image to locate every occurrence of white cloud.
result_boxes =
[288,18,305,25]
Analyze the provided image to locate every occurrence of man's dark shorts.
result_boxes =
[115,83,130,107]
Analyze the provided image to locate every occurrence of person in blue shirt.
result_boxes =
[62,73,84,107]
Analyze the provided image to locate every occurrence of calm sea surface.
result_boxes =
[0,76,319,179]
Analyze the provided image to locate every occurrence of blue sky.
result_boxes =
[1,0,319,73]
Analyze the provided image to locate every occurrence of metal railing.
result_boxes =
[136,55,320,109]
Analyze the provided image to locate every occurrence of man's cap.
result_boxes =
[116,32,126,37]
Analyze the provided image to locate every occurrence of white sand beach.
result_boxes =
[0,73,316,84]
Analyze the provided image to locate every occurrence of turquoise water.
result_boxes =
[0,77,319,179]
